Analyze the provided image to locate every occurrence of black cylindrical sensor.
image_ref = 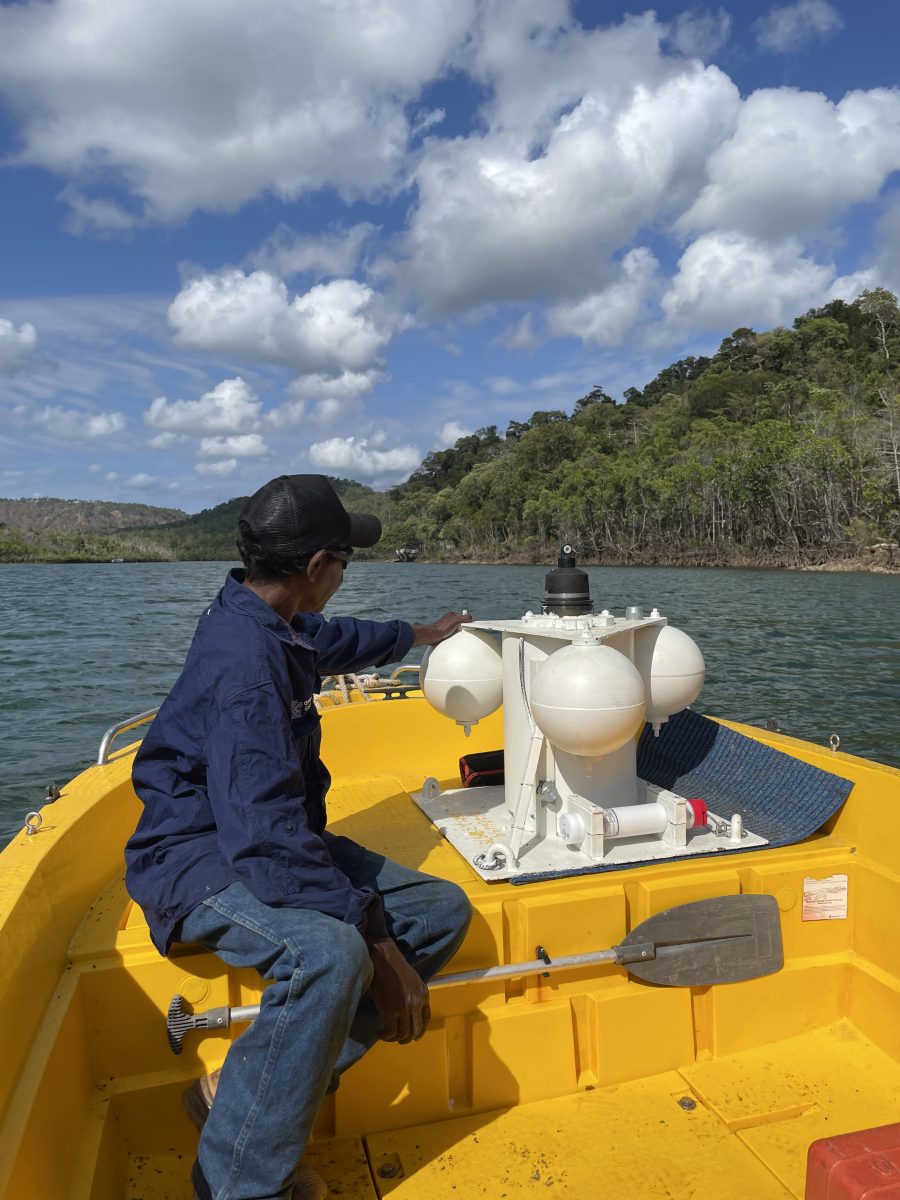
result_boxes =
[542,544,593,616]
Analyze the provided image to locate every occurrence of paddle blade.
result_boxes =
[618,894,783,987]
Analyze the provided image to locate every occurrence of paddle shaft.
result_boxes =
[224,948,621,1028]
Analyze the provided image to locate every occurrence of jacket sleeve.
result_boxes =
[302,614,415,676]
[204,681,387,936]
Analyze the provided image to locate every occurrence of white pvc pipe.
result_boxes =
[602,801,668,839]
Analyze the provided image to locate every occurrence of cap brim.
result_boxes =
[347,511,382,548]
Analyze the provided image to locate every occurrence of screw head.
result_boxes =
[678,1096,697,1111]
[378,1163,398,1179]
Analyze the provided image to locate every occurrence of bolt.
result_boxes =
[678,1096,697,1111]
[378,1163,398,1179]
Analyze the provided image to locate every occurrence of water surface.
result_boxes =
[2,560,898,844]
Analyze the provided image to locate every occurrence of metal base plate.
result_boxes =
[412,782,768,881]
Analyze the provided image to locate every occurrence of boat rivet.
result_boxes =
[678,1096,697,1111]
[378,1163,398,1179]
[179,976,209,1005]
[776,888,797,912]
[641,950,649,958]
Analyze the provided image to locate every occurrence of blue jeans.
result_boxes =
[178,836,472,1200]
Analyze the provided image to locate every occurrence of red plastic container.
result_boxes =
[806,1124,900,1199]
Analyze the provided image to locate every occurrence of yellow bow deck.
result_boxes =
[2,694,899,1199]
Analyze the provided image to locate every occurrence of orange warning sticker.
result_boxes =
[802,873,849,921]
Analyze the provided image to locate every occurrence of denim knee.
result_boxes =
[434,880,473,942]
[321,920,374,995]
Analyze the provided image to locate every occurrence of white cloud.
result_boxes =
[247,223,375,279]
[547,248,659,346]
[32,406,126,441]
[403,33,739,312]
[198,433,268,458]
[756,0,843,53]
[268,368,386,428]
[434,420,472,449]
[830,269,881,303]
[309,434,421,482]
[145,377,261,435]
[0,319,37,373]
[146,431,186,450]
[870,194,900,296]
[122,473,157,489]
[0,0,475,227]
[668,9,732,60]
[169,271,403,373]
[196,458,238,478]
[661,233,834,331]
[680,89,900,240]
[496,313,541,351]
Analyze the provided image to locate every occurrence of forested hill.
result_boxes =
[2,292,899,567]
[0,478,384,563]
[385,289,900,568]
[0,498,185,534]
[0,498,187,563]
[126,478,388,562]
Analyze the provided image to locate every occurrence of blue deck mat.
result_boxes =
[512,708,854,885]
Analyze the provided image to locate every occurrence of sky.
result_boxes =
[1,0,899,512]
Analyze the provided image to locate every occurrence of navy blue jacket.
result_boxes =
[125,569,414,954]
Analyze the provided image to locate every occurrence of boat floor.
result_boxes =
[6,704,900,1200]
[123,1019,900,1199]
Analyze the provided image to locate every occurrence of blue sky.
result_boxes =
[1,0,899,512]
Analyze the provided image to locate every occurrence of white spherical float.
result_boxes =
[529,642,646,759]
[420,628,504,726]
[633,625,705,731]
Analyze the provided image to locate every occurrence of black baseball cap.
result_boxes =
[238,474,382,562]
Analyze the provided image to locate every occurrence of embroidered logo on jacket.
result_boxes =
[291,697,314,719]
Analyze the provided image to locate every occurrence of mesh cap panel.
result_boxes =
[239,474,381,560]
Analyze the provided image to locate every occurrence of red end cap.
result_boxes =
[687,797,708,828]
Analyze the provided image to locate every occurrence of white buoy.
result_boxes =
[420,628,504,726]
[529,642,646,759]
[633,624,705,734]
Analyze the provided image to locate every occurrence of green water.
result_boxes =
[2,560,898,845]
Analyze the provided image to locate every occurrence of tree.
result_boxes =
[573,386,614,413]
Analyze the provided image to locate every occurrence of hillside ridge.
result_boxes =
[3,292,899,569]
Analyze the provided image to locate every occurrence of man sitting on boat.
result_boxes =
[124,473,473,1200]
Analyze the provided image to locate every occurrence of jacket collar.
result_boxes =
[220,569,315,650]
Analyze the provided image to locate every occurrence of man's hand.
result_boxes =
[411,611,473,647]
[366,935,431,1044]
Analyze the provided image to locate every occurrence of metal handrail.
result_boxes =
[387,665,422,682]
[97,708,159,765]
[95,667,422,766]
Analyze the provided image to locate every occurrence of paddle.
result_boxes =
[166,894,782,1054]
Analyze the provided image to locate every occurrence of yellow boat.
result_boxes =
[2,673,900,1199]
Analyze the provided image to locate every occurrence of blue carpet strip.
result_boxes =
[512,708,854,885]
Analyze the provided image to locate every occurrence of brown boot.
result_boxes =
[182,1068,220,1132]
[293,1164,328,1200]
[192,1161,326,1200]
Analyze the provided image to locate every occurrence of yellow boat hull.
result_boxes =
[2,697,900,1199]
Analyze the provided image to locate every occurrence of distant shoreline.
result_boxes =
[2,550,897,574]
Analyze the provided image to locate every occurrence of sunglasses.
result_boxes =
[325,548,351,568]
